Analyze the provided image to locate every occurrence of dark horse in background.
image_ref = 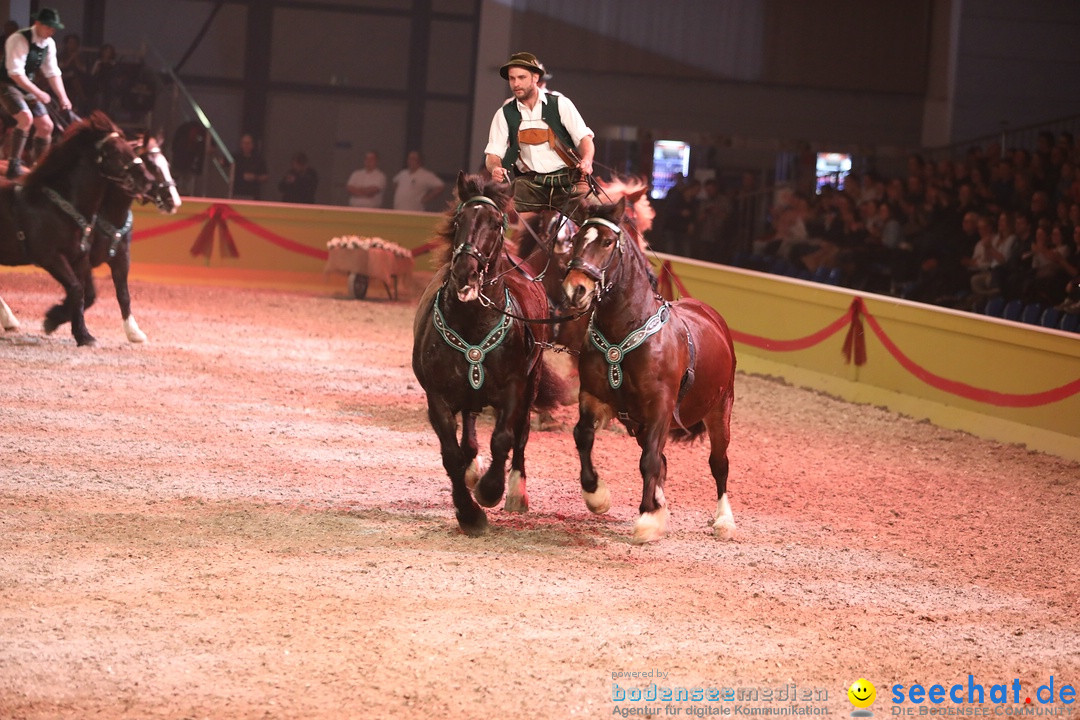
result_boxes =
[0,111,154,346]
[38,135,183,343]
[413,172,561,536]
[513,176,657,353]
[562,197,737,544]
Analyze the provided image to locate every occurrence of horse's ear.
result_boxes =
[625,187,647,205]
[614,196,627,220]
[456,170,468,200]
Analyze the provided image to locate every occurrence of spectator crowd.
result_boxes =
[651,131,1080,318]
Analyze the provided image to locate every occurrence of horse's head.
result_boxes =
[27,112,153,199]
[447,171,510,303]
[562,197,628,311]
[134,136,182,214]
[539,209,576,258]
[89,117,155,199]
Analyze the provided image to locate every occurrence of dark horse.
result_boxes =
[39,135,183,343]
[413,172,555,535]
[562,198,738,543]
[0,111,154,346]
[513,176,657,354]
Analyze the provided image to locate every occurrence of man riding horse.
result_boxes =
[484,52,596,225]
[0,7,73,179]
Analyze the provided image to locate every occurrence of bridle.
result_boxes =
[566,216,625,305]
[137,144,179,210]
[95,132,150,199]
[449,194,509,293]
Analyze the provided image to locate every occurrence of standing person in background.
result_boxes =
[231,133,269,200]
[277,151,318,204]
[57,33,87,116]
[392,150,445,211]
[346,150,387,208]
[56,33,86,115]
[88,42,117,114]
[0,7,73,179]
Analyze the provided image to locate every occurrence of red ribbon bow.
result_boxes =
[841,297,867,366]
[190,203,240,259]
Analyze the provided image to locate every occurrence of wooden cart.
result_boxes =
[325,246,413,300]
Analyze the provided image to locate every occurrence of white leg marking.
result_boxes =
[464,454,486,491]
[712,493,736,540]
[582,478,611,514]
[504,469,528,513]
[632,507,670,544]
[0,298,19,330]
[123,315,147,343]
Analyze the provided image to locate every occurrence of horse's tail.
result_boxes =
[668,420,707,443]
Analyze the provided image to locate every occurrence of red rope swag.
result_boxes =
[656,263,1080,408]
[131,203,330,261]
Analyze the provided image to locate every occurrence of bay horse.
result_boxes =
[514,176,656,353]
[38,135,183,343]
[561,198,737,544]
[0,111,154,346]
[412,172,556,535]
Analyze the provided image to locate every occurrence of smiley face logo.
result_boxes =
[848,678,876,710]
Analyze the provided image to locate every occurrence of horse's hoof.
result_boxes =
[631,507,669,544]
[504,493,529,513]
[42,319,59,335]
[582,485,611,514]
[124,316,147,343]
[504,469,528,513]
[712,495,736,540]
[0,303,18,331]
[457,509,488,537]
[473,480,504,509]
[76,336,97,347]
[464,455,486,491]
[712,518,737,540]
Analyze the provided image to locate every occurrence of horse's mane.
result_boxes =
[25,111,122,189]
[593,176,655,236]
[432,173,512,265]
[586,198,659,290]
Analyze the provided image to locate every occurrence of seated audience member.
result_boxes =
[967,213,1018,306]
[1020,223,1075,306]
[659,175,701,257]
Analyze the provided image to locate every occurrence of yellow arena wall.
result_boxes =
[128,200,1080,461]
[129,199,445,294]
[655,255,1080,462]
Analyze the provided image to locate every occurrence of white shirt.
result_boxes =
[484,88,593,174]
[346,167,387,208]
[4,27,60,80]
[392,167,444,211]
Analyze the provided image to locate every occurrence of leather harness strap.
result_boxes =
[517,127,577,169]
